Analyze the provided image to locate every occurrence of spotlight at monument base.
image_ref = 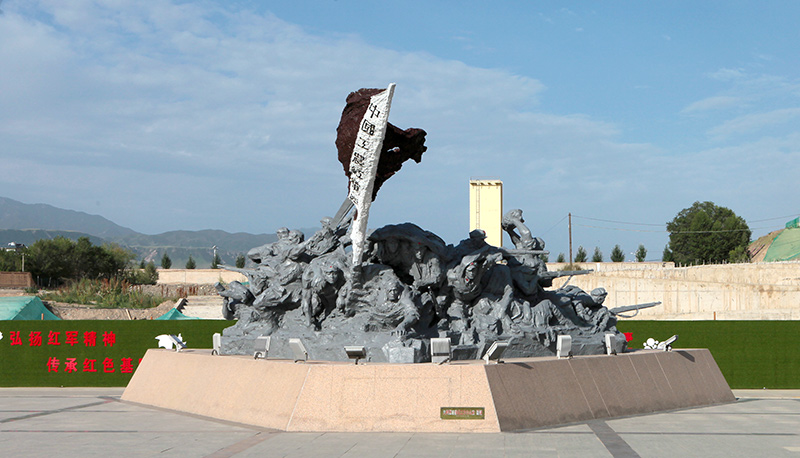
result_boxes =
[556,335,572,359]
[430,338,451,364]
[604,333,617,356]
[483,341,509,364]
[253,335,271,359]
[658,334,678,351]
[288,338,308,362]
[344,346,367,364]
[155,333,187,352]
[170,335,186,352]
[212,332,221,356]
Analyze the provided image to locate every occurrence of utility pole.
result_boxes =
[568,213,573,265]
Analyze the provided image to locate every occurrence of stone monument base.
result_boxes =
[122,348,734,432]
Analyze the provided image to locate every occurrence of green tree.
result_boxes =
[729,245,751,263]
[27,237,74,285]
[574,246,587,262]
[235,253,246,268]
[0,249,25,272]
[144,261,158,283]
[635,244,647,262]
[610,245,625,262]
[211,252,221,269]
[540,253,549,263]
[662,245,674,262]
[666,201,751,265]
[127,261,158,285]
[556,253,565,263]
[591,247,603,262]
[161,252,172,269]
[26,237,132,286]
[186,256,196,269]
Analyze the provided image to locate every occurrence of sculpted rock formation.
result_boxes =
[217,209,645,362]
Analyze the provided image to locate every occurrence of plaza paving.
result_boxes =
[0,388,798,457]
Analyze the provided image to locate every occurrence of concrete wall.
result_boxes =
[546,261,800,320]
[157,269,247,285]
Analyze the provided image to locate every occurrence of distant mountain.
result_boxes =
[0,229,106,247]
[120,230,278,268]
[0,196,311,268]
[117,229,277,253]
[0,197,137,239]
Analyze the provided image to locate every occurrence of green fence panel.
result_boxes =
[0,320,231,387]
[2,319,798,389]
[618,320,800,389]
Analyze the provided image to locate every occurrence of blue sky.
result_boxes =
[1,1,799,260]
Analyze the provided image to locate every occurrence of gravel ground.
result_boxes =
[1,285,221,320]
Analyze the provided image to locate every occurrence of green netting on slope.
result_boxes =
[764,228,800,261]
[0,296,61,321]
[155,308,200,320]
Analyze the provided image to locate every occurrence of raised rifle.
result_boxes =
[608,301,661,318]
[537,269,593,288]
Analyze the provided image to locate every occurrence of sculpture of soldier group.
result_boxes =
[216,88,656,362]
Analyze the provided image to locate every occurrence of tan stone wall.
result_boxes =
[156,269,247,285]
[157,263,800,320]
[0,271,34,288]
[546,261,800,320]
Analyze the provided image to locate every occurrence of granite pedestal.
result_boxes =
[122,348,734,432]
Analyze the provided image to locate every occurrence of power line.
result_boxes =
[540,214,568,237]
[574,223,778,234]
[573,213,799,227]
[545,212,792,238]
[571,214,665,227]
[574,224,665,233]
[748,214,800,223]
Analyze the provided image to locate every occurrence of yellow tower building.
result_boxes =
[469,178,503,247]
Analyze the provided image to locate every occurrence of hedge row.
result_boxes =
[617,320,800,389]
[1,320,797,388]
[0,320,230,387]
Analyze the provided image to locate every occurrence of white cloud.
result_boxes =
[1,0,797,256]
[682,96,741,113]
[707,108,800,140]
[0,1,556,236]
[706,67,746,81]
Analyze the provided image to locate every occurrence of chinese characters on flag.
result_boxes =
[348,83,395,266]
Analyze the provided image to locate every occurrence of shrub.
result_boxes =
[40,278,172,309]
[610,245,625,262]
[126,262,158,285]
[161,253,172,269]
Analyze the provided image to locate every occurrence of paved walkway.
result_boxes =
[1,388,798,457]
[181,295,224,319]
